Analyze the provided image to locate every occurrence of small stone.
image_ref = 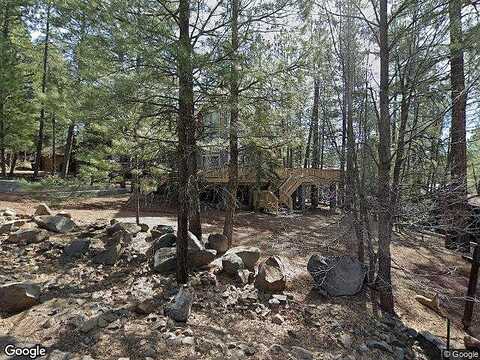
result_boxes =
[272,313,284,324]
[291,346,314,360]
[34,215,76,233]
[366,340,392,352]
[0,282,41,313]
[269,344,288,353]
[236,269,250,285]
[64,238,91,257]
[206,233,229,254]
[224,246,260,270]
[339,333,353,348]
[165,286,193,322]
[222,253,244,275]
[358,343,369,353]
[268,298,280,312]
[181,336,195,345]
[8,228,49,244]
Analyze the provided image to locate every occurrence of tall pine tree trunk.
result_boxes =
[176,0,193,284]
[1,4,10,177]
[375,0,395,315]
[33,3,51,179]
[311,78,320,208]
[61,123,75,178]
[446,0,468,251]
[51,114,56,176]
[223,0,239,246]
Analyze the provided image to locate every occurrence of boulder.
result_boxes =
[93,243,122,266]
[8,229,49,244]
[64,238,91,257]
[35,215,76,233]
[206,233,229,254]
[1,208,16,218]
[188,231,205,251]
[56,211,72,219]
[154,233,177,248]
[0,222,18,235]
[107,222,141,236]
[0,282,41,313]
[34,203,52,216]
[189,249,217,268]
[153,247,177,273]
[107,229,132,246]
[151,225,175,239]
[222,253,244,275]
[224,246,260,270]
[254,256,286,293]
[236,269,251,285]
[165,286,193,322]
[307,255,367,296]
[416,331,446,359]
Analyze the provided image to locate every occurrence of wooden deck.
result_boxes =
[200,166,342,185]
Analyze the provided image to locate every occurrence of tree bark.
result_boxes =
[9,152,17,177]
[176,0,193,284]
[1,3,10,177]
[51,114,56,176]
[375,0,395,315]
[223,0,240,246]
[311,78,320,208]
[446,0,468,251]
[33,3,51,179]
[61,123,75,178]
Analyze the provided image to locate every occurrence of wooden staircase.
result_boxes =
[278,176,304,210]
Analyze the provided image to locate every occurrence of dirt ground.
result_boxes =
[0,194,477,359]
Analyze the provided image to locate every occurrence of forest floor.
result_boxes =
[0,194,476,359]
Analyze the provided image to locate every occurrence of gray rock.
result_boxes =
[189,249,217,268]
[291,346,314,360]
[0,221,18,235]
[269,344,288,354]
[272,313,284,324]
[153,247,177,273]
[108,229,132,246]
[93,243,122,266]
[236,269,250,285]
[358,343,369,353]
[153,233,177,249]
[151,225,175,239]
[206,233,229,254]
[2,208,16,217]
[339,333,353,348]
[8,228,49,244]
[0,282,41,313]
[107,222,141,236]
[254,256,286,293]
[224,246,260,270]
[34,203,53,216]
[366,340,392,352]
[165,286,193,322]
[393,346,406,360]
[139,223,149,232]
[222,253,244,275]
[35,215,76,233]
[307,254,367,296]
[64,238,91,257]
[188,231,205,251]
[416,331,446,359]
